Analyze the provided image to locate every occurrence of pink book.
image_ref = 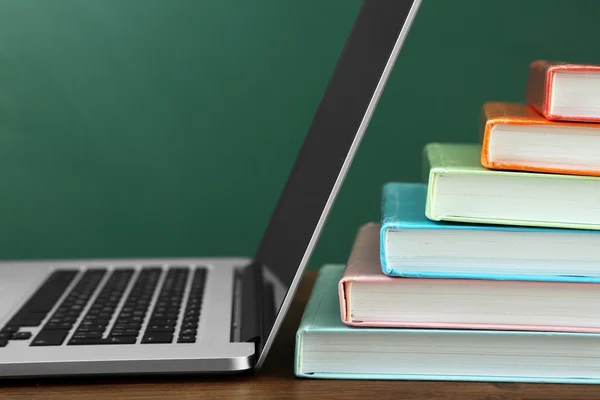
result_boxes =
[338,223,600,333]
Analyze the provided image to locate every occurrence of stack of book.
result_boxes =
[294,60,600,383]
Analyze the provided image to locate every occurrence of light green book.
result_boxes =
[423,143,600,230]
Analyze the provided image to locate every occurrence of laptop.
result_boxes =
[0,0,421,378]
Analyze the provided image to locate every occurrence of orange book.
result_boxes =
[481,102,600,176]
[526,60,600,122]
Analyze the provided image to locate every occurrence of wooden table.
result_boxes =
[2,271,600,399]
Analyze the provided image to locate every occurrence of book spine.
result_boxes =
[480,105,494,169]
[525,61,550,118]
[294,265,335,377]
[379,186,395,275]
[422,144,439,221]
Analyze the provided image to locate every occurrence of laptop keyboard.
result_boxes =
[0,266,206,348]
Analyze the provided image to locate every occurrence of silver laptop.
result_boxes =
[0,0,421,378]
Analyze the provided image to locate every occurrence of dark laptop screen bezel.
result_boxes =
[254,0,421,368]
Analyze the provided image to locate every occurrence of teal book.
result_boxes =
[380,182,600,282]
[423,143,600,230]
[295,264,600,383]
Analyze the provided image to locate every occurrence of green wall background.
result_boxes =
[1,0,599,269]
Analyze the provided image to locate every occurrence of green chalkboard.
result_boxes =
[1,0,599,268]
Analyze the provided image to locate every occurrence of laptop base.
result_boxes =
[0,258,255,378]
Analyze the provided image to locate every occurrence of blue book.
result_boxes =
[380,182,600,282]
[295,264,600,383]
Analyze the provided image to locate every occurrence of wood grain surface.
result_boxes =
[2,271,600,399]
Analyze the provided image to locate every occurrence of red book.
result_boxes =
[525,60,600,122]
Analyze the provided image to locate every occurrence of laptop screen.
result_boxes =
[254,0,421,367]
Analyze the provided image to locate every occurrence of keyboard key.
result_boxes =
[149,319,178,325]
[75,326,106,333]
[82,316,110,324]
[81,319,108,326]
[177,336,195,343]
[71,332,103,339]
[30,330,70,346]
[109,330,139,337]
[0,339,7,347]
[141,333,173,344]
[7,318,43,327]
[12,332,32,340]
[0,326,18,334]
[147,324,174,331]
[105,336,136,344]
[0,332,12,340]
[11,312,47,321]
[45,322,74,330]
[67,338,106,345]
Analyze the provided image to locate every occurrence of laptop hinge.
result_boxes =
[239,260,268,351]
